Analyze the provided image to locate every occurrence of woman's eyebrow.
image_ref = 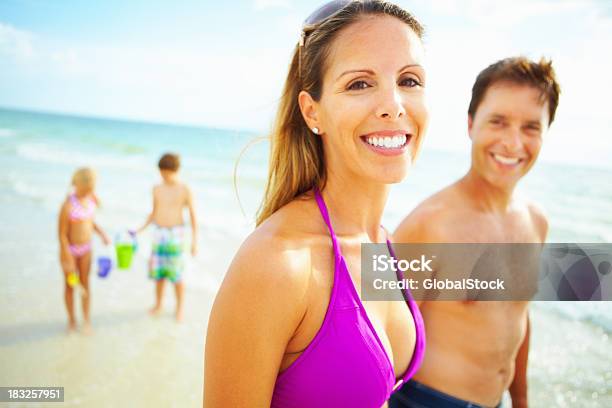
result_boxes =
[335,69,375,82]
[397,63,422,73]
[335,63,424,82]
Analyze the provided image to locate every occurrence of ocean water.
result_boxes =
[0,107,610,407]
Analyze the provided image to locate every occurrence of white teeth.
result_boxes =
[365,134,407,149]
[493,154,520,165]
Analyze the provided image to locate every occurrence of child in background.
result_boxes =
[135,153,198,322]
[58,167,110,334]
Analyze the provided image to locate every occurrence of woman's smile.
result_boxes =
[360,129,413,156]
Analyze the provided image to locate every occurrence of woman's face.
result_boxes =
[302,15,428,185]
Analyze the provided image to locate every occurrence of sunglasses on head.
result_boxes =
[304,0,354,26]
[299,0,353,46]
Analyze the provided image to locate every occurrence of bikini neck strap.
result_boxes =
[313,187,342,259]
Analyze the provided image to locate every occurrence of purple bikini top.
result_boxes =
[270,189,426,408]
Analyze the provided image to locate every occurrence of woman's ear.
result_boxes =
[467,114,474,140]
[298,90,322,135]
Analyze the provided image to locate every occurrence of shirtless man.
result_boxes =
[389,57,561,408]
[135,152,198,321]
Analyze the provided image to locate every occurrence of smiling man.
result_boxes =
[390,57,561,408]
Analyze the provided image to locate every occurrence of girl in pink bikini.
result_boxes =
[58,167,110,333]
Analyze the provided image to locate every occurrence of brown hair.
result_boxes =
[158,153,180,171]
[468,56,561,125]
[256,0,424,225]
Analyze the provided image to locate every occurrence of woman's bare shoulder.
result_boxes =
[226,195,323,301]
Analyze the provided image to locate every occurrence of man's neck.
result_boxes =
[459,169,517,214]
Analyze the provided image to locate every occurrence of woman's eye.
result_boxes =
[399,77,421,87]
[347,80,371,91]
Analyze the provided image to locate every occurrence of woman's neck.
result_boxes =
[319,171,390,243]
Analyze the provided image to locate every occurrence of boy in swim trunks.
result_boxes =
[135,153,198,322]
[390,57,561,408]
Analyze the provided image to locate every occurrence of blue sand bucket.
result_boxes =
[97,256,112,278]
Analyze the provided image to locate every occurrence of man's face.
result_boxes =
[468,82,550,189]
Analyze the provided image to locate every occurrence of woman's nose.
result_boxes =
[376,86,406,120]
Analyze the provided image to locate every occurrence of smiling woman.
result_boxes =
[203,1,428,407]
[256,1,427,224]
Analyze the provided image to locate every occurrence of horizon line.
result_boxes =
[0,104,262,136]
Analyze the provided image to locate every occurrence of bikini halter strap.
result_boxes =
[313,187,342,260]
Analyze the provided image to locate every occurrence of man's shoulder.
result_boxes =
[525,200,549,241]
[525,200,547,222]
[394,185,463,242]
[509,193,549,241]
[408,183,467,223]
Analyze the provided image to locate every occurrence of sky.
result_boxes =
[1,0,611,167]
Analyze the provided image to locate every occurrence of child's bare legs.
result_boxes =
[150,279,165,316]
[78,252,93,335]
[63,281,77,332]
[61,260,77,332]
[174,281,184,322]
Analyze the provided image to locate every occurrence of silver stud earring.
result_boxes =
[312,127,319,135]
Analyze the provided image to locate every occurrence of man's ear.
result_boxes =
[298,90,322,134]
